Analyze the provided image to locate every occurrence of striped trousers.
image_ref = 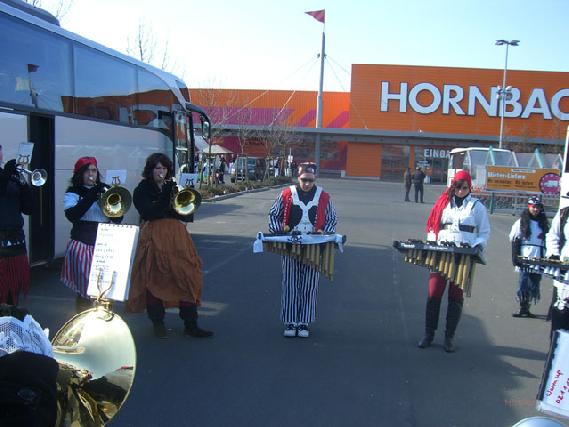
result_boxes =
[280,256,320,324]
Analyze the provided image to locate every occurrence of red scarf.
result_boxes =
[425,170,472,237]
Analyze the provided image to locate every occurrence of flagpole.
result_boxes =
[315,29,325,172]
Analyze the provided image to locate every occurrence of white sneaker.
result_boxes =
[297,324,310,338]
[283,323,297,337]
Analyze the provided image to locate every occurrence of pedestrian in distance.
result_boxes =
[404,167,412,202]
[509,196,549,318]
[126,153,213,339]
[413,166,426,203]
[268,162,337,338]
[0,157,33,305]
[418,170,490,352]
[61,157,120,313]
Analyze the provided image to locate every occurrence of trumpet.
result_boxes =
[16,166,47,186]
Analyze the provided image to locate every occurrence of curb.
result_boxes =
[203,184,289,202]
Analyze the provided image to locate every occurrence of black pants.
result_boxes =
[404,185,411,201]
[414,185,424,203]
[551,307,569,337]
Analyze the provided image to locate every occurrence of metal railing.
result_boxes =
[473,191,559,217]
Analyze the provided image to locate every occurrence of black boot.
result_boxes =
[75,295,93,314]
[513,299,536,318]
[147,304,167,338]
[418,297,441,348]
[444,299,463,353]
[179,305,213,338]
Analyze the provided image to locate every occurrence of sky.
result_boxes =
[38,0,569,93]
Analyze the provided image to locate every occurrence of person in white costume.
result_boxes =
[545,206,569,335]
[419,170,490,352]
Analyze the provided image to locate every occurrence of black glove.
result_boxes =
[84,185,102,202]
[511,239,522,267]
[3,159,17,178]
[549,255,561,261]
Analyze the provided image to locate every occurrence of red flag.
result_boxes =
[305,9,325,24]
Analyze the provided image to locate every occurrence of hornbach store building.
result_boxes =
[191,64,569,183]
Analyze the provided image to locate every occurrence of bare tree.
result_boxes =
[126,20,177,73]
[23,0,74,21]
[260,113,298,179]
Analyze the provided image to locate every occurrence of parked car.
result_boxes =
[230,156,266,182]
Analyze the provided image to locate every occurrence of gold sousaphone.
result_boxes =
[98,177,132,218]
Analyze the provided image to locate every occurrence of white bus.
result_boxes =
[447,147,517,189]
[0,0,211,264]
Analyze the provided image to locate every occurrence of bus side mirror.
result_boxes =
[201,116,211,140]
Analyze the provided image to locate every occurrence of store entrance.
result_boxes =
[429,157,448,184]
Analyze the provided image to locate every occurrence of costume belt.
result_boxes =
[442,224,475,233]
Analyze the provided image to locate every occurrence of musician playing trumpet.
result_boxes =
[509,196,549,318]
[268,162,337,338]
[126,153,212,339]
[419,170,490,352]
[0,156,33,304]
[61,157,121,313]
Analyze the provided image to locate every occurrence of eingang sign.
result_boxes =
[486,166,560,193]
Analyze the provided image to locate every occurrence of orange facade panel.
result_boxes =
[350,64,569,141]
[346,143,381,177]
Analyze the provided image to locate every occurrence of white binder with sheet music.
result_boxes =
[87,223,139,302]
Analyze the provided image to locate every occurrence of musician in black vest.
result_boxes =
[0,158,33,305]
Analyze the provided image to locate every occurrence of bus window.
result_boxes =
[0,14,73,112]
[135,69,174,129]
[73,45,136,123]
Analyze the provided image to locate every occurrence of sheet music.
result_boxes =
[87,223,139,302]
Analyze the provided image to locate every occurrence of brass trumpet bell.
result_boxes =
[52,304,136,426]
[99,185,132,218]
[172,187,202,216]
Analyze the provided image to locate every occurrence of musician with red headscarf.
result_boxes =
[60,157,117,313]
[418,170,490,352]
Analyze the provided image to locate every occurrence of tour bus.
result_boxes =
[447,147,517,189]
[0,0,211,264]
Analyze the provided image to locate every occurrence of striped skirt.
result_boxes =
[60,239,94,298]
[0,253,30,304]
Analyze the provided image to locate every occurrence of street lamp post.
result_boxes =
[495,39,519,149]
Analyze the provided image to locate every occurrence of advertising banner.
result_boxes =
[486,166,560,193]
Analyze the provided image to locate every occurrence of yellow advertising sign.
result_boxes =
[486,166,560,193]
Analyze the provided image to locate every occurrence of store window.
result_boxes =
[414,146,449,184]
[381,145,410,180]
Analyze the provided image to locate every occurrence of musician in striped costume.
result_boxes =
[509,196,549,318]
[268,162,337,338]
[419,170,490,352]
[60,157,119,313]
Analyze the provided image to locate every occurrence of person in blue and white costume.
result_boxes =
[509,196,549,318]
[60,157,120,313]
[268,162,337,338]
